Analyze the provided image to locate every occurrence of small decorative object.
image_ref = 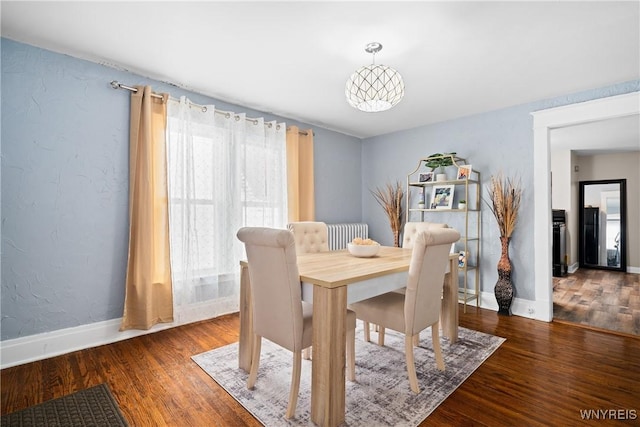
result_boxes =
[486,173,522,316]
[458,251,467,268]
[371,181,404,247]
[418,172,433,182]
[430,185,454,210]
[457,165,472,180]
[424,152,456,181]
[458,199,467,210]
[417,188,426,209]
[348,237,380,257]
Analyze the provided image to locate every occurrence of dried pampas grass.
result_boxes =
[486,173,522,239]
[371,182,405,247]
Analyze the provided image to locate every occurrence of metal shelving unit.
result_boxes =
[406,155,481,312]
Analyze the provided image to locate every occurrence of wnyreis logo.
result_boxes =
[580,409,637,420]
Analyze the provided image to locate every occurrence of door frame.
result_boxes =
[531,91,639,321]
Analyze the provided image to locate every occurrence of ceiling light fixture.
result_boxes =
[345,42,405,113]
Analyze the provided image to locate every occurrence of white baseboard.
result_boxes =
[628,266,640,274]
[0,300,239,369]
[568,263,579,274]
[477,291,540,320]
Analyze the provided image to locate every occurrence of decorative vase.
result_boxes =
[495,236,513,315]
[436,173,447,182]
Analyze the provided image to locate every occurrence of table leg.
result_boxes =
[238,264,253,371]
[441,258,459,343]
[311,285,347,427]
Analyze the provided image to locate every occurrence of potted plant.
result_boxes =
[424,152,456,181]
[458,199,467,210]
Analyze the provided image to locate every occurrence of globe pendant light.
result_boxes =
[345,42,405,112]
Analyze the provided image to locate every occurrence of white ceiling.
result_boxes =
[1,1,639,139]
[551,115,640,156]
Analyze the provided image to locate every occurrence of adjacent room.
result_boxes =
[2,2,639,426]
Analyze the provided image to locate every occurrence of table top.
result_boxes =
[241,246,457,290]
[296,246,413,288]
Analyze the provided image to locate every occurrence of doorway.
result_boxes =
[532,91,640,322]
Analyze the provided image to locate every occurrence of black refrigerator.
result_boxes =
[552,210,567,277]
[583,207,599,265]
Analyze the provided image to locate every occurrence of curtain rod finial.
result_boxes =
[110,81,121,89]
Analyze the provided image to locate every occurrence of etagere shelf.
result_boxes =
[406,154,481,312]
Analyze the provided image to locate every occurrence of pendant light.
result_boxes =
[345,42,405,112]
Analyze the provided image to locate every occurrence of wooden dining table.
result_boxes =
[238,246,459,427]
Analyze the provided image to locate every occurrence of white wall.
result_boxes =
[577,152,640,270]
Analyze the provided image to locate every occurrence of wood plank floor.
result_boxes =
[554,269,640,336]
[2,307,639,426]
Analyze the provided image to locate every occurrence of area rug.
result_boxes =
[1,383,128,427]
[192,326,504,426]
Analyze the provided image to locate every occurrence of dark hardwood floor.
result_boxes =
[554,269,640,336]
[2,307,639,426]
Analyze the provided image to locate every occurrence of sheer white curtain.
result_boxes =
[166,97,287,322]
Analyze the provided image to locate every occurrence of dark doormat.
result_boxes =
[1,383,128,427]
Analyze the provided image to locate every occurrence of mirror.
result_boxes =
[579,179,627,271]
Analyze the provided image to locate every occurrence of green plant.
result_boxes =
[424,152,456,172]
[459,199,466,203]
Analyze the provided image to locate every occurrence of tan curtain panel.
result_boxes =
[286,126,315,222]
[120,86,174,331]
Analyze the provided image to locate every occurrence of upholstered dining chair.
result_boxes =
[236,227,356,419]
[287,221,330,360]
[370,222,451,346]
[287,221,330,255]
[349,228,460,394]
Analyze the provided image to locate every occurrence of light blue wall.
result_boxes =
[3,36,637,341]
[362,80,639,301]
[0,38,362,340]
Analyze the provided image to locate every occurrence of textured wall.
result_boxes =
[361,81,639,301]
[1,38,362,340]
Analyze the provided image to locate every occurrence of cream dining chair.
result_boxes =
[287,221,330,255]
[349,228,460,394]
[236,227,356,419]
[287,221,331,360]
[370,222,450,347]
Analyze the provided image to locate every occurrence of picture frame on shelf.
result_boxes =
[430,185,454,209]
[457,164,472,180]
[418,172,434,183]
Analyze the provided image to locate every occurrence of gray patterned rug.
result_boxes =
[193,326,504,426]
[1,383,128,427]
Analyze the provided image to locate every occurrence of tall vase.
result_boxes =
[495,236,513,315]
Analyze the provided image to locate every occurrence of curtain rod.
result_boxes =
[110,80,309,135]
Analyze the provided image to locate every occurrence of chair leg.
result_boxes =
[247,335,262,389]
[413,333,420,347]
[405,335,420,394]
[286,350,302,419]
[346,326,355,381]
[363,321,370,342]
[432,322,445,371]
[303,347,312,360]
[378,326,385,346]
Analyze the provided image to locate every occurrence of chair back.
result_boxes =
[404,228,460,336]
[402,222,448,248]
[287,221,329,254]
[237,227,304,352]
